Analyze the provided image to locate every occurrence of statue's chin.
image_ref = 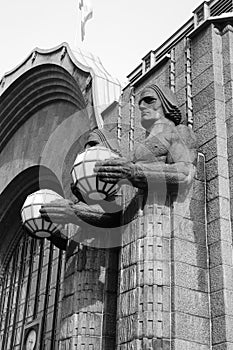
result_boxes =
[140,118,154,131]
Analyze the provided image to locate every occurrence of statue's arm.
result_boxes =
[96,125,197,190]
[40,198,123,229]
[40,188,143,230]
[40,126,197,234]
[128,161,195,189]
[68,201,122,228]
[71,191,143,227]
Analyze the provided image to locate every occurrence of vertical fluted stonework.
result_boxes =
[117,192,171,349]
[59,224,119,349]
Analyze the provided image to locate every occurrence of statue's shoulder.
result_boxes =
[172,124,197,149]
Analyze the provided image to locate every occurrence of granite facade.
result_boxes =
[1,11,233,350]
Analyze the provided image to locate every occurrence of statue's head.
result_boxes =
[138,84,182,129]
[85,128,121,154]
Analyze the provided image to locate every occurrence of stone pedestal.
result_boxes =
[117,192,171,349]
[59,229,119,349]
[116,158,210,350]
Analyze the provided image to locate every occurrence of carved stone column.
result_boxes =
[117,192,172,349]
[116,155,210,349]
[59,225,119,349]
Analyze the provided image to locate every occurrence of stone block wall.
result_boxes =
[171,155,210,349]
[192,22,233,349]
[57,17,233,350]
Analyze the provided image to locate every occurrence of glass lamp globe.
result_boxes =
[71,146,120,201]
[21,189,63,239]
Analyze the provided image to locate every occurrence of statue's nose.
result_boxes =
[139,100,147,110]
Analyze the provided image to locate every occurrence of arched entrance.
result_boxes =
[0,166,65,350]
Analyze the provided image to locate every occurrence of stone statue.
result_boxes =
[40,84,198,348]
[40,84,197,240]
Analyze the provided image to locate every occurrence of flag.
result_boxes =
[79,0,93,41]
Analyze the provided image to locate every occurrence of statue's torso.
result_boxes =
[133,122,175,164]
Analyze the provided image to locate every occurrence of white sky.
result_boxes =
[0,0,203,85]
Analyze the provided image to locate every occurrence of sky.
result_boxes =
[0,0,203,85]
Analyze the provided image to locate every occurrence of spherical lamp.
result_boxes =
[71,146,120,201]
[21,189,63,239]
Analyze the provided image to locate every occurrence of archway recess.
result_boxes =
[0,42,122,128]
[0,165,64,276]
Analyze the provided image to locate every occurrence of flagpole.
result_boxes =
[75,0,93,49]
[73,0,82,51]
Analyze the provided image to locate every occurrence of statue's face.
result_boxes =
[138,88,165,129]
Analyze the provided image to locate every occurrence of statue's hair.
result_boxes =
[140,84,182,125]
[85,128,121,154]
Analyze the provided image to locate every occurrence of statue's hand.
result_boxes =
[40,199,78,225]
[94,157,135,184]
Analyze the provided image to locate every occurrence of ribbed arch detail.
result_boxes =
[0,165,64,276]
[0,166,65,350]
[0,64,88,153]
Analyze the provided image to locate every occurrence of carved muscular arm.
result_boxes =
[96,160,195,190]
[95,125,197,189]
[40,190,143,229]
[40,126,197,231]
[40,199,122,228]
